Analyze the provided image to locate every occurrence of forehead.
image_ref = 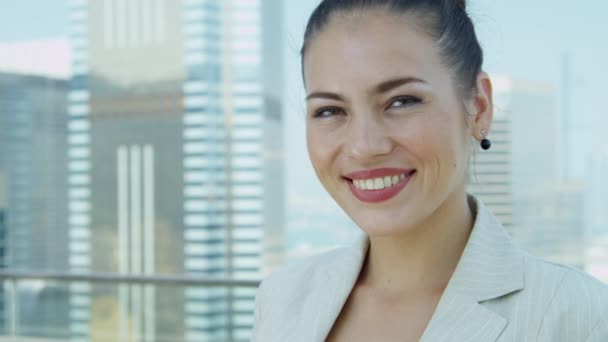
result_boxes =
[303,10,444,91]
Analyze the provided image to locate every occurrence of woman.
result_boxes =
[253,0,608,341]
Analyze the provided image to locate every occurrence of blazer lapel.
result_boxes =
[420,195,525,341]
[298,235,369,342]
[420,295,508,341]
[290,195,524,342]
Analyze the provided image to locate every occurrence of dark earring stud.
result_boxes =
[480,130,491,150]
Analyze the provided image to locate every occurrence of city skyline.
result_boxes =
[0,71,70,338]
[1,0,607,250]
[1,1,606,258]
[65,1,284,341]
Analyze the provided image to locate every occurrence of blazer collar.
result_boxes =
[298,234,368,341]
[419,195,524,341]
[437,194,524,302]
[300,194,524,341]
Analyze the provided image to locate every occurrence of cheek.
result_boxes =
[391,117,439,157]
[392,113,465,176]
[425,112,466,153]
[426,114,468,178]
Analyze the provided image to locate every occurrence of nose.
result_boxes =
[346,114,393,161]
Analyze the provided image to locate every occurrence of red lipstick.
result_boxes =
[344,168,415,203]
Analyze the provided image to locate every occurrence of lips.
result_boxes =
[344,168,416,203]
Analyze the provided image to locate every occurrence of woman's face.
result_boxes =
[303,11,485,237]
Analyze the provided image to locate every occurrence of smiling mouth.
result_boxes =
[345,170,416,203]
[347,170,416,191]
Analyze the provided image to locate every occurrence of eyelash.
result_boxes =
[387,95,422,109]
[312,95,422,119]
[312,107,344,118]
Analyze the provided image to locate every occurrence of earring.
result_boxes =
[480,130,491,150]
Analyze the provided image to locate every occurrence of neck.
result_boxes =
[360,188,474,295]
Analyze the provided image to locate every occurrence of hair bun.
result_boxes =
[456,0,466,10]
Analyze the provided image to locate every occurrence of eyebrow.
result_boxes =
[374,77,427,94]
[306,76,427,101]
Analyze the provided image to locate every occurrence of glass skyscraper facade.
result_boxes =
[0,172,6,331]
[0,72,69,272]
[468,76,513,229]
[67,0,283,340]
[470,75,592,269]
[0,71,70,338]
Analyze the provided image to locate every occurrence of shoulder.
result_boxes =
[523,253,608,304]
[258,245,351,295]
[523,254,608,340]
[252,246,355,341]
[254,245,353,314]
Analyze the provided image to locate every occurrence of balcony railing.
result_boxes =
[0,270,261,342]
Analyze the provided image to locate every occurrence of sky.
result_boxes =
[0,0,69,42]
[1,0,607,251]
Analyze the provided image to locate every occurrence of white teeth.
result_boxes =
[352,173,412,191]
[374,178,385,190]
[365,179,374,190]
[354,179,362,190]
[383,176,391,187]
[357,179,365,190]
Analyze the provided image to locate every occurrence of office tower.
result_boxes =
[467,76,513,229]
[470,75,591,268]
[585,147,608,238]
[0,71,70,337]
[516,181,585,267]
[181,0,284,340]
[68,0,284,341]
[494,77,584,266]
[0,172,6,266]
[470,76,559,231]
[0,72,69,270]
[584,147,608,282]
[0,171,6,332]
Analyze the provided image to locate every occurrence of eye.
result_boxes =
[312,106,344,118]
[387,95,422,109]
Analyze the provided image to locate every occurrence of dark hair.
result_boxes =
[301,0,483,96]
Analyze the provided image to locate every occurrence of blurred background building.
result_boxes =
[0,72,69,272]
[470,76,590,268]
[0,71,70,338]
[0,172,7,331]
[467,76,513,230]
[66,0,284,341]
[584,147,608,280]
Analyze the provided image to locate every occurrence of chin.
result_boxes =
[350,210,421,238]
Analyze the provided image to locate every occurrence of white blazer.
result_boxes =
[252,196,608,341]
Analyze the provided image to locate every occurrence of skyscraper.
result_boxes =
[0,71,69,338]
[584,146,608,282]
[0,171,6,332]
[0,72,69,271]
[67,0,284,340]
[469,75,591,269]
[467,76,513,229]
[517,181,585,267]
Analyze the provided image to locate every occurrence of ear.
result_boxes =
[469,72,494,141]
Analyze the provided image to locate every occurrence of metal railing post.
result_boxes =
[7,278,17,337]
